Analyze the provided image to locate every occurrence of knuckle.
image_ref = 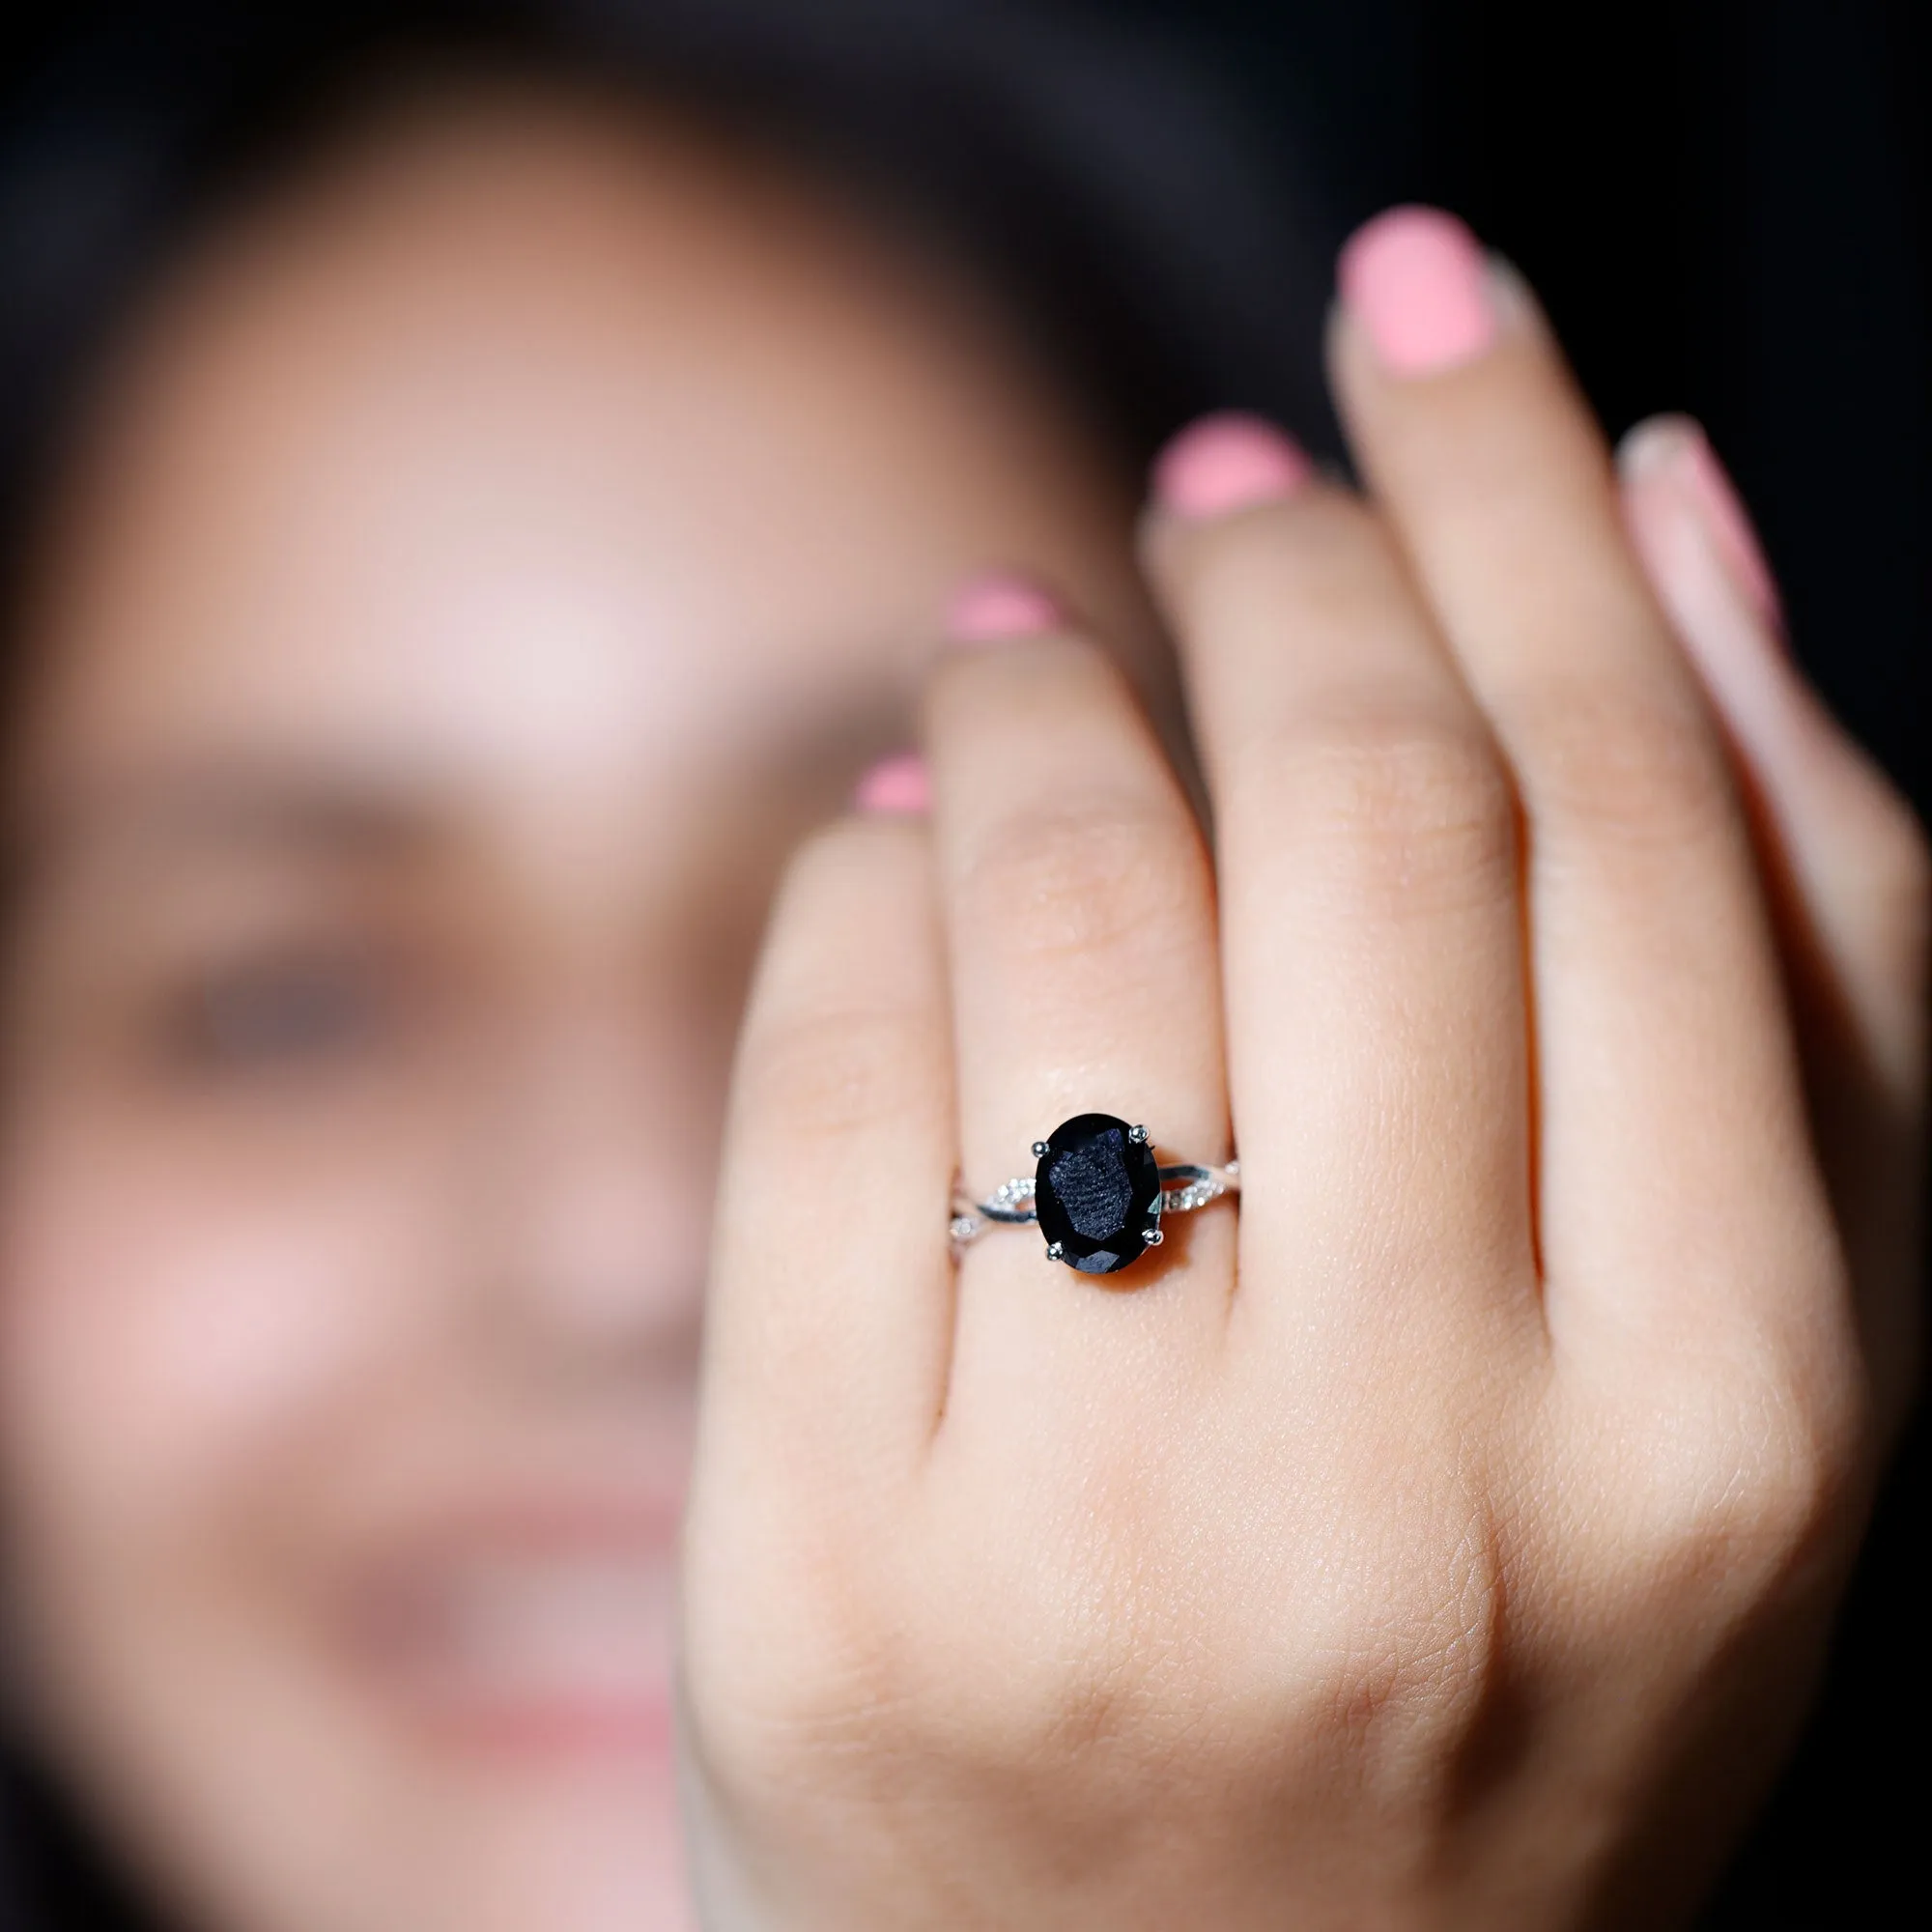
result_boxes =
[1626,1326,1870,1576]
[1239,702,1517,918]
[956,803,1207,963]
[1855,789,1932,997]
[688,1581,907,1803]
[1743,1444,1860,1567]
[1670,1414,1852,1578]
[1515,682,1733,848]
[1731,1350,1870,1548]
[1302,1495,1514,1781]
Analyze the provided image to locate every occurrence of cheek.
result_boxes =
[0,1110,443,1557]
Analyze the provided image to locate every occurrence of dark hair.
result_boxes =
[0,0,1338,621]
[0,3,1333,1924]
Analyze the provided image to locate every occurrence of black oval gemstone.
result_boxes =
[1034,1113,1162,1274]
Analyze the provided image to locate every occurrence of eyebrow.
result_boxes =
[3,764,452,900]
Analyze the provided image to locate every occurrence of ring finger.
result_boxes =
[926,581,1232,1422]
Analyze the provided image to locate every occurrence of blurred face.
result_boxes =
[0,94,1147,1931]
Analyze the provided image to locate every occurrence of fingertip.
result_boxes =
[1618,414,1802,763]
[1618,414,1783,632]
[1616,412,1701,481]
[1151,412,1315,522]
[946,572,1066,644]
[853,752,931,815]
[1337,206,1498,377]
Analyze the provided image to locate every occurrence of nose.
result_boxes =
[470,999,711,1388]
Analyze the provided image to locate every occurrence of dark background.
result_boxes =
[1,1,1925,1924]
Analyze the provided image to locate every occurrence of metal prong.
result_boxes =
[1142,1226,1164,1246]
[1128,1123,1149,1144]
[1032,1140,1051,1158]
[1045,1241,1065,1263]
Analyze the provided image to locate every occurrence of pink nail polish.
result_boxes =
[1677,426,1784,631]
[947,573,1064,642]
[1152,412,1314,519]
[1339,206,1497,376]
[853,752,930,815]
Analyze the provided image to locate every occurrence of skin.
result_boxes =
[0,78,1923,1932]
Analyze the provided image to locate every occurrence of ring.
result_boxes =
[950,1112,1239,1276]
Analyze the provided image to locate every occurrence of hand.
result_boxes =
[679,211,1926,1929]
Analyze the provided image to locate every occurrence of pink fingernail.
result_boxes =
[853,752,930,814]
[1339,206,1497,376]
[1677,425,1784,631]
[947,573,1064,642]
[1152,412,1314,519]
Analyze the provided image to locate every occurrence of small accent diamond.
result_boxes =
[1161,1179,1225,1213]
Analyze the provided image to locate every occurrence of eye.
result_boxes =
[161,946,402,1074]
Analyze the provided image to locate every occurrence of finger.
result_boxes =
[1620,416,1929,1109]
[1142,416,1537,1356]
[926,581,1231,1406]
[1621,415,1928,1423]
[699,807,954,1492]
[1328,208,1830,1356]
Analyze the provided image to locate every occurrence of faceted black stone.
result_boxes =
[1034,1113,1162,1275]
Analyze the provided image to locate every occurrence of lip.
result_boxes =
[338,1495,680,1764]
